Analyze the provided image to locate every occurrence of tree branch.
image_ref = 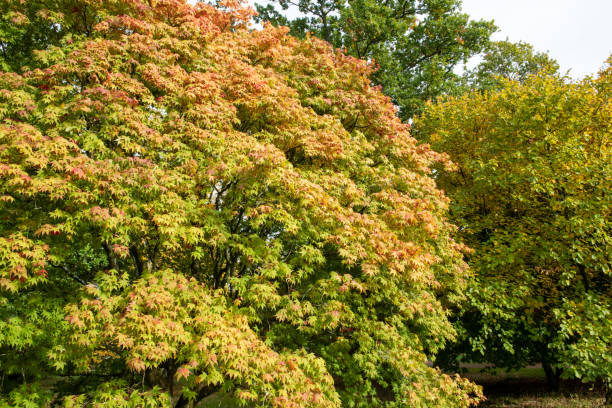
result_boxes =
[49,262,89,286]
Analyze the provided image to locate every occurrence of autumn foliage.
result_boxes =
[0,0,481,406]
[417,63,611,392]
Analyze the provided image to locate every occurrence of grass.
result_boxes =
[484,394,604,408]
[197,392,240,408]
[463,365,607,408]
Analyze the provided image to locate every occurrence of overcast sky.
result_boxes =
[460,0,612,78]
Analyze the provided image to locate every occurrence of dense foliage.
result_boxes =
[0,0,482,406]
[462,39,559,91]
[416,61,611,393]
[255,0,494,119]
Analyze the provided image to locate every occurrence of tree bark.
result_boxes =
[542,360,561,391]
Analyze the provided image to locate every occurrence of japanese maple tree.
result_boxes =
[1,0,481,406]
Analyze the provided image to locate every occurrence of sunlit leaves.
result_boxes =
[1,0,479,406]
[417,60,611,388]
[256,0,495,119]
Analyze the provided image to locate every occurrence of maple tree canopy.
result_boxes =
[0,0,481,406]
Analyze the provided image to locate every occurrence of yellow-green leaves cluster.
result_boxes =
[417,59,611,387]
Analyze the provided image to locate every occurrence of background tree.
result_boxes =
[255,0,495,120]
[463,39,560,91]
[415,60,611,394]
[0,0,482,406]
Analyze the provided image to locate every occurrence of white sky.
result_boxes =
[460,0,612,78]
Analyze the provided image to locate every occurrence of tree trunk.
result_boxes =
[542,361,561,391]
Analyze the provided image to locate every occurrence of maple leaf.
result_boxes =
[176,366,191,380]
[128,357,146,372]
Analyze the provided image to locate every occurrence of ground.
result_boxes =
[465,366,607,408]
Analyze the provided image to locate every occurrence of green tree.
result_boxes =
[464,39,559,90]
[416,60,612,394]
[0,0,481,406]
[255,0,495,120]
